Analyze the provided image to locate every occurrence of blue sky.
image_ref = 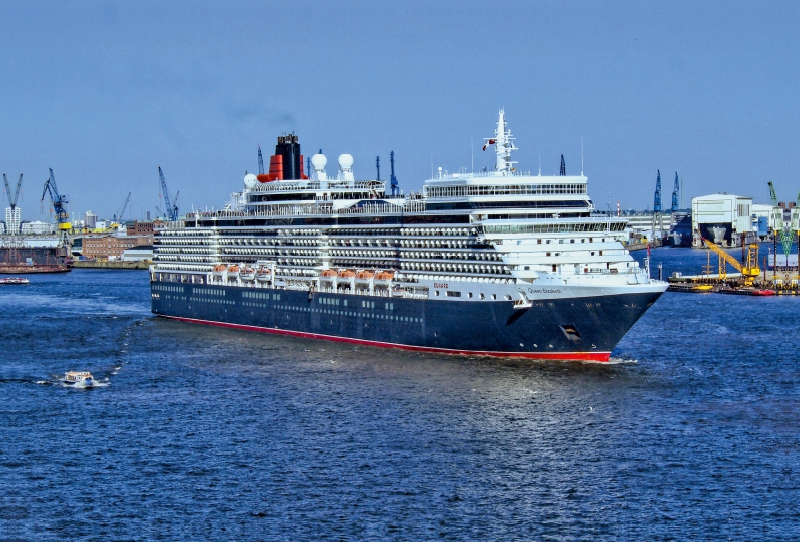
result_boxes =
[1,0,798,222]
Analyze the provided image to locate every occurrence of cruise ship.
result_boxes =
[150,111,667,361]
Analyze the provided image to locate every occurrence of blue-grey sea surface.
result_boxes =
[1,247,798,540]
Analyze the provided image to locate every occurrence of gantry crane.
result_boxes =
[671,171,679,212]
[40,168,71,250]
[702,237,760,286]
[157,166,179,222]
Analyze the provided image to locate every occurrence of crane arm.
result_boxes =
[13,174,22,206]
[3,174,11,205]
[703,237,760,285]
[40,178,52,203]
[4,173,23,208]
[703,238,744,273]
[114,191,132,223]
[158,166,177,221]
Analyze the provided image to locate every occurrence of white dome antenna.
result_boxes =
[311,151,327,181]
[338,154,354,181]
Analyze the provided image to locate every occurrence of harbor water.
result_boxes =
[1,247,798,540]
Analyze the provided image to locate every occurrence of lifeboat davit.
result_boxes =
[212,264,228,278]
[374,271,395,286]
[255,266,272,282]
[239,266,256,281]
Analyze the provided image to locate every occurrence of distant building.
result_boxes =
[21,221,56,235]
[4,207,21,236]
[127,220,155,236]
[0,222,5,235]
[121,245,153,262]
[85,211,97,229]
[82,235,152,260]
[750,203,774,239]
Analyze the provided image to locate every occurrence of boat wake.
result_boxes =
[57,378,110,388]
[605,357,638,365]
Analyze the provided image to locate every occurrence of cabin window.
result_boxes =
[546,252,551,257]
[537,239,542,245]
[524,266,530,270]
[446,291,461,298]
[589,238,593,243]
[570,239,575,243]
[467,292,473,298]
[599,251,603,256]
[435,290,440,296]
[504,295,512,301]
[491,294,497,300]
[552,265,557,272]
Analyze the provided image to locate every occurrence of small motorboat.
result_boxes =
[64,371,94,386]
[0,277,30,285]
[750,289,775,296]
[691,284,713,292]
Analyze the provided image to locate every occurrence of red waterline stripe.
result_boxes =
[158,314,612,362]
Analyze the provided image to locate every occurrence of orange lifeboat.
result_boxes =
[355,270,374,284]
[320,269,338,284]
[337,269,355,279]
[226,265,240,279]
[212,264,228,277]
[374,271,395,285]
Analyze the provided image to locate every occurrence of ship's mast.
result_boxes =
[488,109,517,174]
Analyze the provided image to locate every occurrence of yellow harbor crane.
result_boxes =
[702,238,760,286]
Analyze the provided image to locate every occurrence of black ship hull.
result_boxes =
[151,282,662,361]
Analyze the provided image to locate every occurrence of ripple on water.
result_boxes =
[0,258,797,540]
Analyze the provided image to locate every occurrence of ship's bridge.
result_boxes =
[422,172,592,216]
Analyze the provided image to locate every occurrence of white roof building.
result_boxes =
[21,220,56,235]
[691,193,752,247]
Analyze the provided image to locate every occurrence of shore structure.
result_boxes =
[150,111,667,361]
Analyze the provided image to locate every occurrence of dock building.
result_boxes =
[82,235,152,260]
[691,193,752,247]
